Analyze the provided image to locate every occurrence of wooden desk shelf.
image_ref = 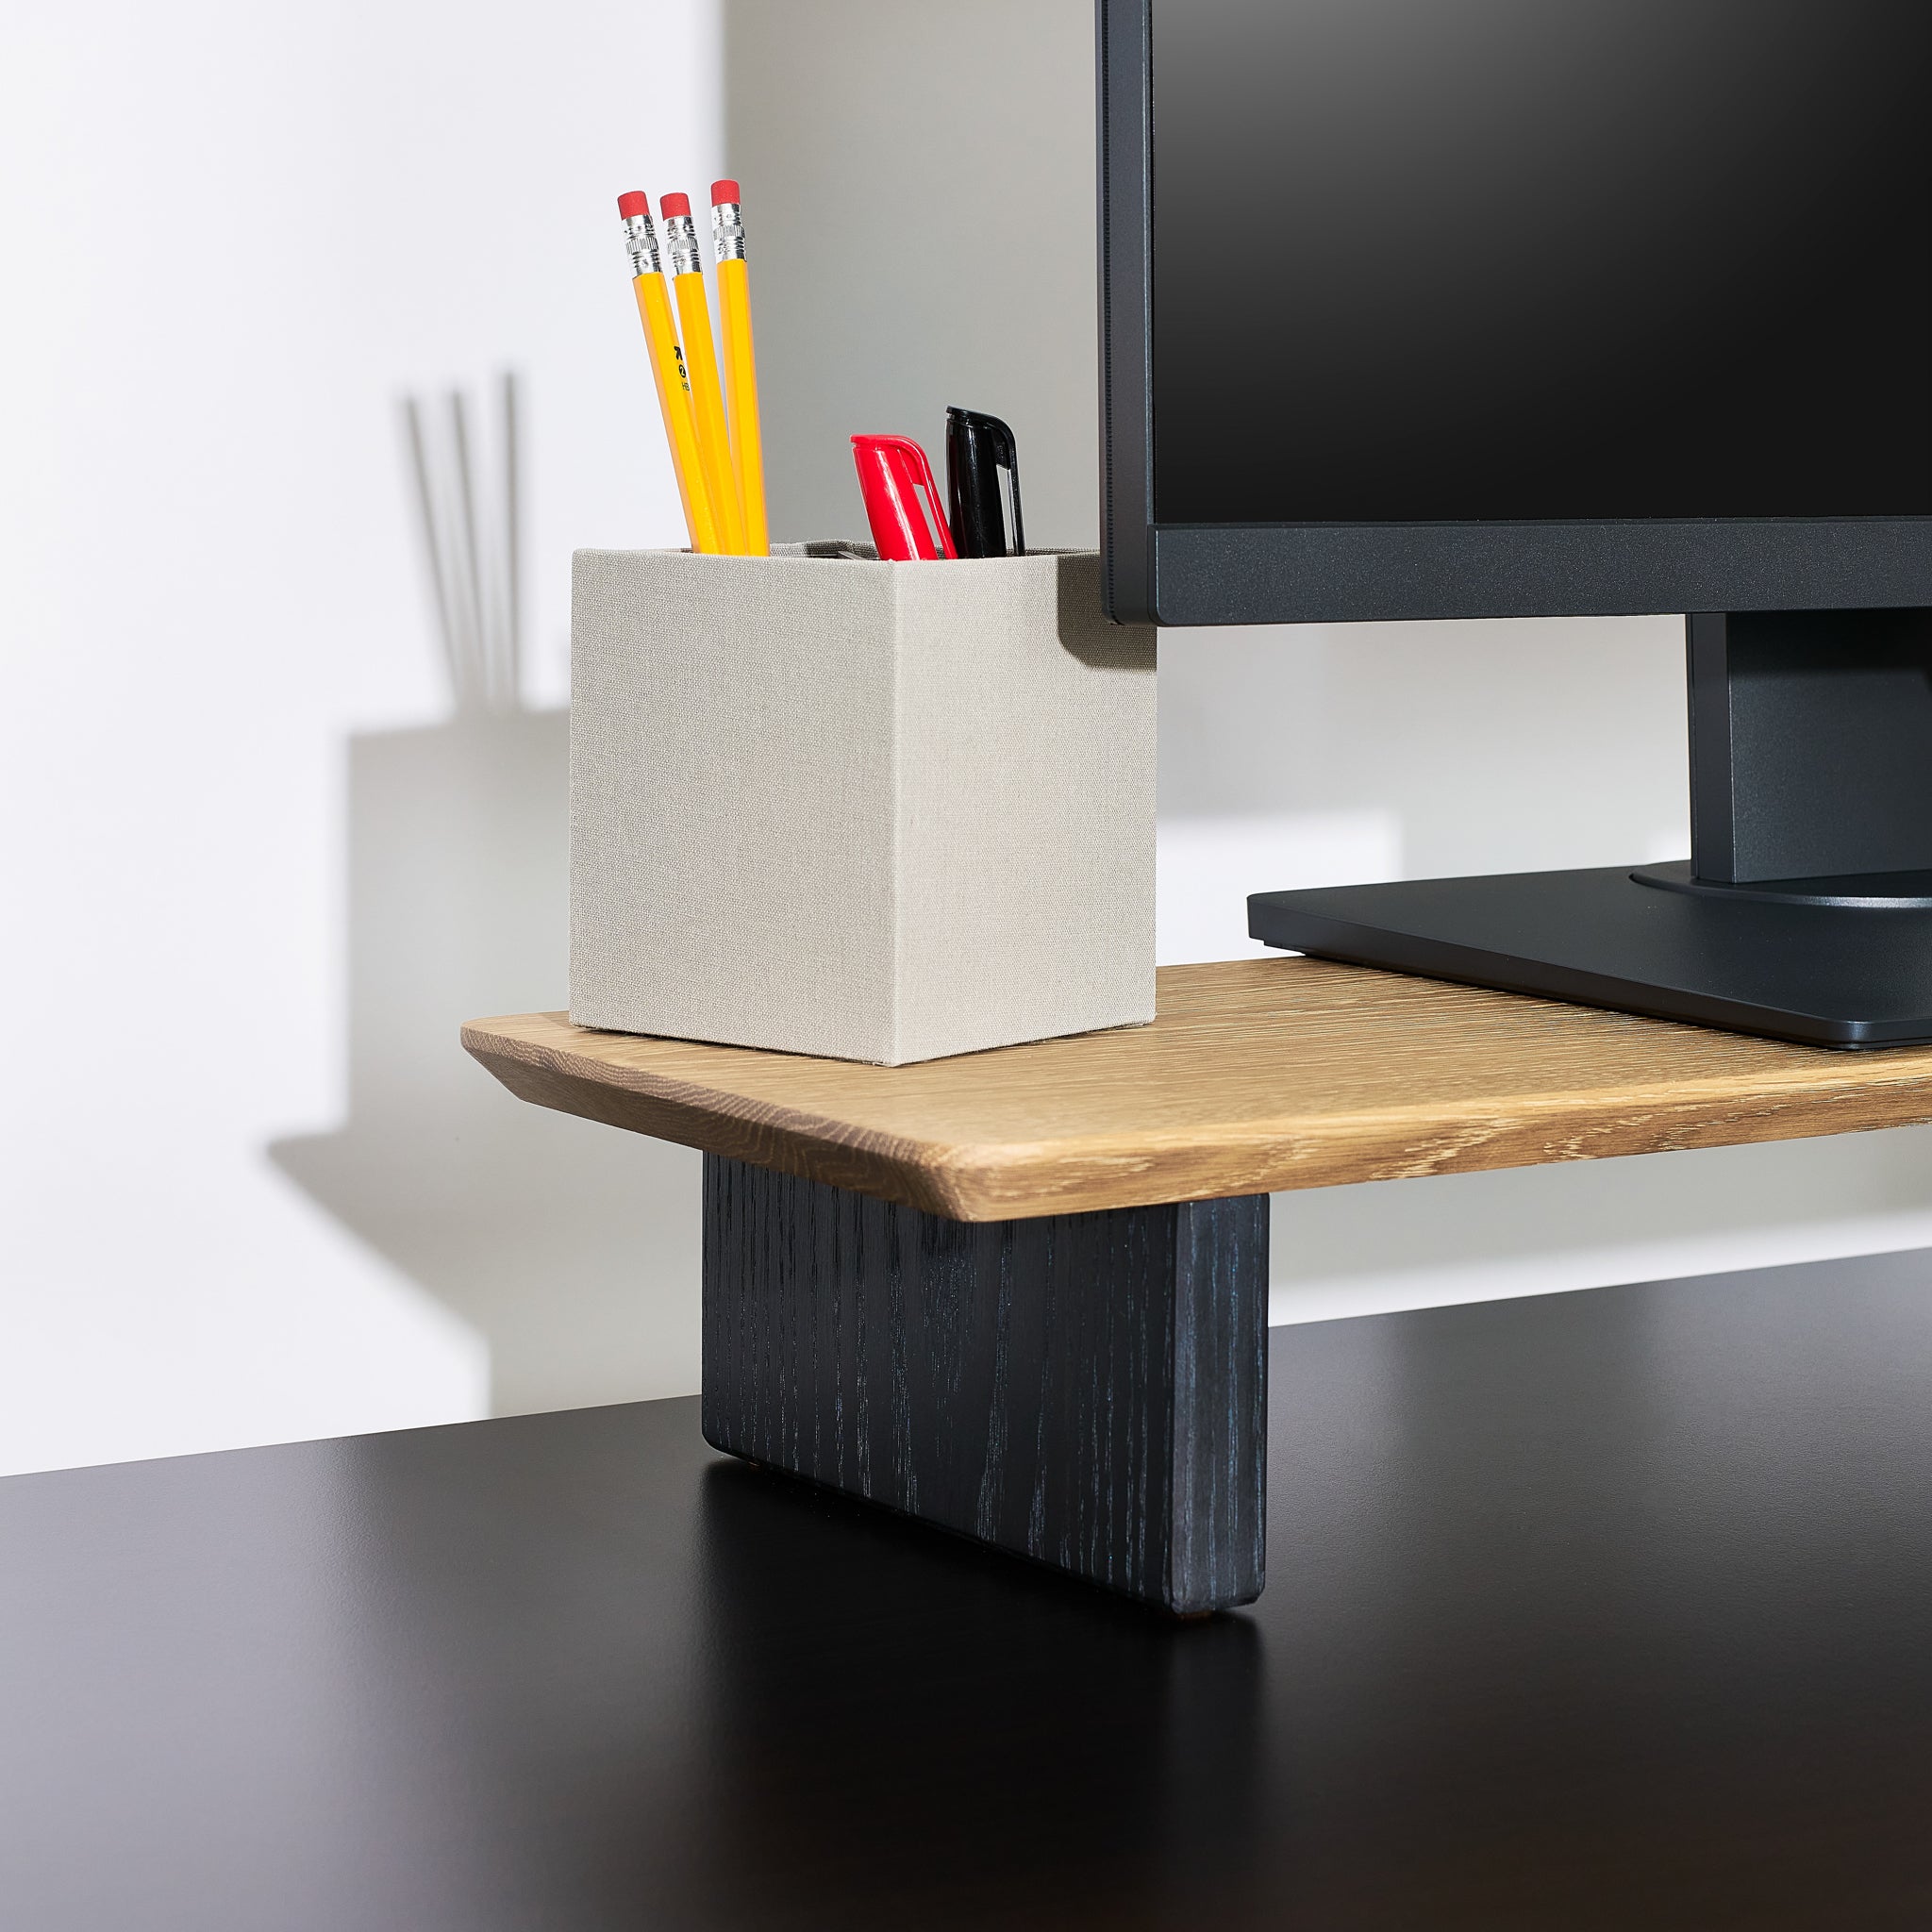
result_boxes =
[465,958,1932,1612]
[465,957,1932,1221]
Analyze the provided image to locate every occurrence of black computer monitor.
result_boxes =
[1098,0,1932,1045]
[1099,0,1932,629]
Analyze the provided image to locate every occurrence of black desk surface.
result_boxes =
[7,1254,1932,1930]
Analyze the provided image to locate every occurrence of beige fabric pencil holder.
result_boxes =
[568,544,1156,1065]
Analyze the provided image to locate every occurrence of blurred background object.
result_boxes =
[403,378,523,715]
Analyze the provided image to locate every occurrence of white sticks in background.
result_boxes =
[404,372,524,713]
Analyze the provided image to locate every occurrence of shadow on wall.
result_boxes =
[270,376,700,1415]
[1158,611,1690,878]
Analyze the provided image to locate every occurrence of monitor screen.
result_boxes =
[1150,0,1932,527]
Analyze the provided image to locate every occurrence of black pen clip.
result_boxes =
[945,408,1025,558]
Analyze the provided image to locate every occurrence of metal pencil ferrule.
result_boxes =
[712,201,746,261]
[620,212,661,278]
[663,213,705,276]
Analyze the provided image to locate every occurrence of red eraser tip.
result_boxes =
[659,192,691,218]
[616,191,649,218]
[711,179,741,205]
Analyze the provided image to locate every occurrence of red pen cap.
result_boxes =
[711,179,741,205]
[659,192,691,219]
[851,436,958,563]
[616,191,649,218]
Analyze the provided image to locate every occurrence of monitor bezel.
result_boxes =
[1097,0,1932,627]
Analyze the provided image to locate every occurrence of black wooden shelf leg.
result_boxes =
[700,1155,1269,1613]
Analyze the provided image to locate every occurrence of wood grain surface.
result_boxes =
[702,1156,1269,1612]
[463,957,1932,1221]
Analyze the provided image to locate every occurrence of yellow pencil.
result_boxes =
[617,192,721,553]
[635,273,722,553]
[659,192,747,555]
[710,179,769,556]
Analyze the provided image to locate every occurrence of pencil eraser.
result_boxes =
[711,179,741,205]
[616,191,649,218]
[659,192,691,219]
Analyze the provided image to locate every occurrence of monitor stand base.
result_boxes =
[1248,865,1932,1047]
[1252,607,1932,1047]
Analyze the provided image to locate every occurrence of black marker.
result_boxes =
[945,408,1025,558]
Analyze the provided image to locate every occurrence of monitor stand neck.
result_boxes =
[1632,607,1932,909]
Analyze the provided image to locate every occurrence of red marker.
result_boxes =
[851,435,958,561]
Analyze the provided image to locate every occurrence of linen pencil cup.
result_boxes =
[568,545,1157,1065]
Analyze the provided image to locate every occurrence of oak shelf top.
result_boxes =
[463,958,1932,1222]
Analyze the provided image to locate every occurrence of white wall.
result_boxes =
[0,0,721,1475]
[6,0,1931,1478]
